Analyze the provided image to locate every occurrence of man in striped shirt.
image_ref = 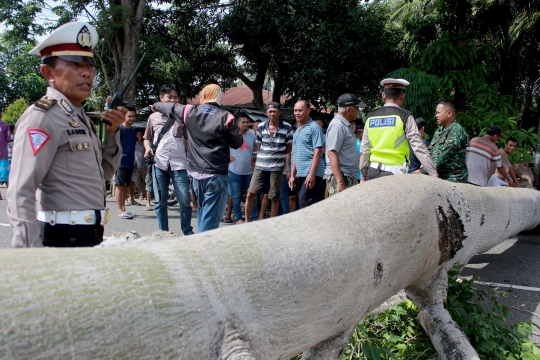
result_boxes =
[466,125,515,187]
[245,102,293,222]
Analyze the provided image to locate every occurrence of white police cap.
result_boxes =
[380,78,410,89]
[29,22,98,64]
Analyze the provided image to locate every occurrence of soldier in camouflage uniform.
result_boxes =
[430,100,469,183]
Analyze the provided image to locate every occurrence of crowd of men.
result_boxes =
[5,21,526,249]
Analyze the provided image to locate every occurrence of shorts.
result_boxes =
[146,166,153,192]
[325,173,358,197]
[131,168,138,182]
[115,167,134,186]
[0,158,9,182]
[248,169,283,200]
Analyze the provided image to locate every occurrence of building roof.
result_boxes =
[189,85,287,108]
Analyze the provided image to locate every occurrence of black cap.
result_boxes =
[487,125,502,135]
[267,102,281,110]
[337,93,366,108]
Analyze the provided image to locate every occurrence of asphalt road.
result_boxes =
[0,184,539,346]
[0,189,230,248]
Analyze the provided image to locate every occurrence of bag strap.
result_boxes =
[152,107,184,152]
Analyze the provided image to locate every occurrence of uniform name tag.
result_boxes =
[370,117,396,128]
[66,129,87,136]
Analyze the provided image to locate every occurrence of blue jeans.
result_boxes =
[154,167,193,235]
[193,175,229,232]
[228,171,258,221]
[278,175,290,215]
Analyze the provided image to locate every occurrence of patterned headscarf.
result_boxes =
[199,84,222,105]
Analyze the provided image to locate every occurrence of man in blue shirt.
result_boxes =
[115,106,137,219]
[289,100,325,209]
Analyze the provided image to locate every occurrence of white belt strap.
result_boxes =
[370,162,409,175]
[37,209,110,226]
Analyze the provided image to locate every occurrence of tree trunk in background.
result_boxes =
[249,58,270,108]
[101,0,146,105]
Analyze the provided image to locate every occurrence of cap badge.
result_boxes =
[70,118,81,128]
[77,25,93,49]
[59,99,74,115]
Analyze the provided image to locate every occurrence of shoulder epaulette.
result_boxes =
[34,96,57,110]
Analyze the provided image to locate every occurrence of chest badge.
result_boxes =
[70,118,81,128]
[59,99,74,115]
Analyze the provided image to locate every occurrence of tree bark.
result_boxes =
[1,176,539,359]
[98,0,146,105]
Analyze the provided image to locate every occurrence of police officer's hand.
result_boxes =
[103,96,127,132]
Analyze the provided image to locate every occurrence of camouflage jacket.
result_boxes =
[429,121,469,183]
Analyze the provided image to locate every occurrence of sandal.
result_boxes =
[221,216,233,223]
[119,213,134,219]
[145,206,152,211]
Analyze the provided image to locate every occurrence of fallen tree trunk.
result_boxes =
[1,176,539,359]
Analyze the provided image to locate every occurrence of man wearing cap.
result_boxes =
[466,125,515,187]
[244,102,293,222]
[360,78,437,181]
[7,22,127,248]
[324,94,365,195]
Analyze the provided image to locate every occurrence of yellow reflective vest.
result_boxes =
[366,106,412,166]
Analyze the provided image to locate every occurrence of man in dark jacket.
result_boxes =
[153,84,242,232]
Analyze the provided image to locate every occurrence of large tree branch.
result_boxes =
[2,177,539,359]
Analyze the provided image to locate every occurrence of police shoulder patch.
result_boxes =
[27,128,51,156]
[34,96,57,110]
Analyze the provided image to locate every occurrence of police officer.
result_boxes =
[360,78,438,181]
[7,22,127,248]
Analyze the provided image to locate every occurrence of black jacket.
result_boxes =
[152,102,242,175]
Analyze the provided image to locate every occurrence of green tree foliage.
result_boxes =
[336,266,540,359]
[1,98,29,124]
[387,0,540,161]
[278,0,404,110]
[164,0,402,110]
[0,33,46,113]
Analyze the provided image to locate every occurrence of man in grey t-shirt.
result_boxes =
[224,112,258,224]
[325,94,365,196]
